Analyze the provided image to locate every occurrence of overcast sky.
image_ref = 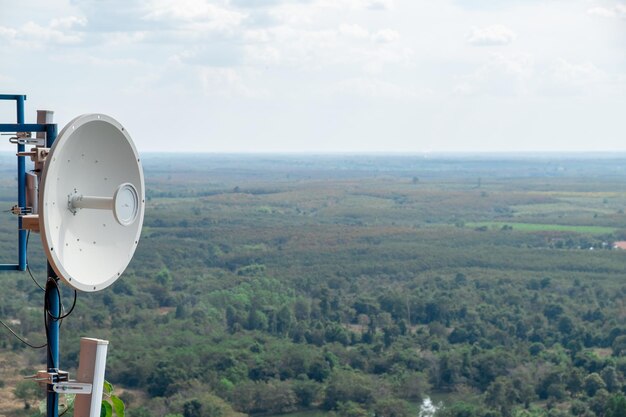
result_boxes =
[0,0,624,153]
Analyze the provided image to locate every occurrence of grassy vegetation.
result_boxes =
[465,222,616,235]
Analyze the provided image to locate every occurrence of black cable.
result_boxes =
[27,264,45,291]
[25,231,45,291]
[44,284,56,369]
[46,278,77,320]
[43,275,77,370]
[0,316,46,349]
[49,290,76,320]
[43,277,64,370]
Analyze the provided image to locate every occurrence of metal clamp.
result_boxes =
[26,370,69,387]
[16,147,50,163]
[10,136,46,146]
[26,370,92,394]
[11,205,32,216]
[8,131,45,146]
[52,382,93,394]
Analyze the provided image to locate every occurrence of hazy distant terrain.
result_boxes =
[0,154,625,417]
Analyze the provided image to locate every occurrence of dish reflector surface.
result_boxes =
[39,114,144,292]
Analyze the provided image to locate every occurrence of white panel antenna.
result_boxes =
[39,114,145,292]
[73,338,110,417]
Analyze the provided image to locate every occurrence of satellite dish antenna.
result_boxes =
[39,114,145,292]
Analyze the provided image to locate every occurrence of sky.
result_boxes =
[0,0,624,153]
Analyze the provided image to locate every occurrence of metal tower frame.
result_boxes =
[0,94,61,417]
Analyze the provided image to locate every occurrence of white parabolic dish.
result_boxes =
[39,114,145,292]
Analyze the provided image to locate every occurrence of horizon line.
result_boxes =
[3,150,626,157]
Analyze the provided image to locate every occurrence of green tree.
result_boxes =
[393,372,429,402]
[557,316,574,335]
[484,377,514,417]
[276,305,294,335]
[294,298,311,321]
[156,267,173,287]
[128,407,152,417]
[337,401,370,417]
[437,402,484,417]
[323,370,374,410]
[183,400,203,417]
[590,389,610,416]
[292,379,321,407]
[612,335,626,356]
[248,309,268,331]
[373,399,411,417]
[584,373,607,397]
[600,366,620,393]
[147,362,186,397]
[605,394,626,417]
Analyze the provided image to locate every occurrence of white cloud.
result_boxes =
[339,23,370,39]
[587,5,626,18]
[540,58,612,96]
[243,29,272,43]
[1,0,625,152]
[330,77,418,99]
[457,55,623,98]
[243,44,281,65]
[550,59,606,83]
[170,43,243,66]
[365,0,394,10]
[50,16,87,30]
[240,23,410,72]
[467,24,516,46]
[100,31,150,47]
[143,0,246,32]
[371,29,399,43]
[0,26,17,40]
[456,53,534,96]
[339,25,398,43]
[315,0,393,11]
[587,7,617,18]
[199,67,268,98]
[0,18,86,45]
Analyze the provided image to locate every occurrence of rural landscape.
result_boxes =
[0,153,624,417]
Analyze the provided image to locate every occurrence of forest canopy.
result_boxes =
[0,154,624,417]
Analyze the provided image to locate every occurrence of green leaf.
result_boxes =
[101,401,113,417]
[103,380,114,395]
[110,395,125,417]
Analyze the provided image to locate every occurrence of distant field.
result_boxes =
[466,221,616,235]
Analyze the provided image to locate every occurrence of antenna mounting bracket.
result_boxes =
[27,370,69,386]
[52,382,93,394]
[28,369,93,395]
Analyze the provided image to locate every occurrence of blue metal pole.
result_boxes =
[46,268,60,417]
[0,123,50,132]
[16,95,26,271]
[46,124,58,146]
[45,124,59,417]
